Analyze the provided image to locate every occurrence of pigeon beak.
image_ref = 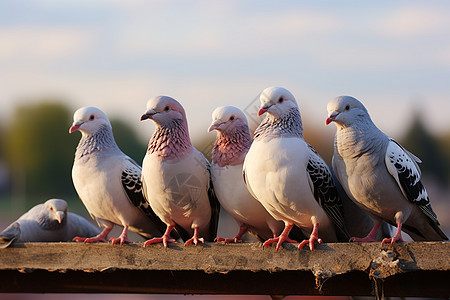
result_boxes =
[208,120,223,132]
[326,111,339,125]
[257,103,273,116]
[140,109,157,121]
[55,211,65,223]
[69,121,83,133]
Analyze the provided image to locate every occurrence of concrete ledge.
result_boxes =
[0,241,449,297]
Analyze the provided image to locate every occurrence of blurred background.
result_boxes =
[0,0,449,299]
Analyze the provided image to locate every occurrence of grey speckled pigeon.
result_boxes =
[209,106,287,243]
[326,96,448,245]
[243,87,350,251]
[140,96,220,248]
[0,199,99,248]
[70,106,167,245]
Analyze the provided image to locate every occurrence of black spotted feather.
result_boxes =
[306,144,350,240]
[121,158,167,235]
[385,139,440,226]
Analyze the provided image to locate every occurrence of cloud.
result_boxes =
[372,4,450,39]
[0,26,96,62]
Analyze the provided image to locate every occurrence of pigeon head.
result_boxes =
[257,87,299,118]
[326,96,370,128]
[208,106,249,133]
[142,96,192,159]
[209,106,252,167]
[69,107,112,136]
[40,199,68,229]
[140,96,187,127]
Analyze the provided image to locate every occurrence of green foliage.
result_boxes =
[4,102,78,199]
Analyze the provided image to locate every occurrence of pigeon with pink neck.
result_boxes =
[209,106,289,243]
[141,96,220,247]
[243,87,350,251]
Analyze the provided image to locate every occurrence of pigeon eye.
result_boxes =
[279,97,284,103]
[164,106,170,111]
[50,207,53,211]
[230,115,235,121]
[89,115,95,120]
[345,105,350,110]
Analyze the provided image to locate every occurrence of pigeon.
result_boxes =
[140,96,220,247]
[208,106,286,243]
[326,96,448,245]
[243,87,350,251]
[0,199,100,248]
[70,106,167,245]
[330,165,394,240]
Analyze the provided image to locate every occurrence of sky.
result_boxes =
[1,0,450,143]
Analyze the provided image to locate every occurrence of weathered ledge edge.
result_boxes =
[0,241,449,297]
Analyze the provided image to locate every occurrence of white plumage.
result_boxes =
[243,87,349,251]
[209,106,285,242]
[70,106,166,244]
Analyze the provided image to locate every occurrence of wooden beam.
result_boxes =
[0,242,449,297]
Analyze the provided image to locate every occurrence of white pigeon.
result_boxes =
[208,106,287,242]
[140,96,220,247]
[243,87,350,251]
[0,199,100,248]
[70,106,167,245]
[326,96,448,245]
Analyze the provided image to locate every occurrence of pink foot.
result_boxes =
[144,236,176,248]
[215,225,248,244]
[349,221,382,243]
[298,222,322,251]
[185,227,204,246]
[109,226,130,245]
[73,227,112,243]
[298,236,322,251]
[382,221,404,246]
[263,223,297,251]
[215,237,242,243]
[144,225,176,248]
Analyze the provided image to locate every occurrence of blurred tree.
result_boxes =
[401,113,449,186]
[4,102,78,204]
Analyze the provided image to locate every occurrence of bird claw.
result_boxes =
[298,236,322,251]
[185,237,204,246]
[263,236,297,251]
[144,236,176,248]
[215,236,242,244]
[109,236,130,245]
[382,236,403,247]
[73,236,108,243]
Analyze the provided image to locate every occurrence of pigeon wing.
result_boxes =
[207,169,221,242]
[306,145,350,240]
[0,222,20,248]
[122,158,167,234]
[385,139,439,225]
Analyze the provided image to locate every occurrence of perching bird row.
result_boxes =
[1,86,447,249]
